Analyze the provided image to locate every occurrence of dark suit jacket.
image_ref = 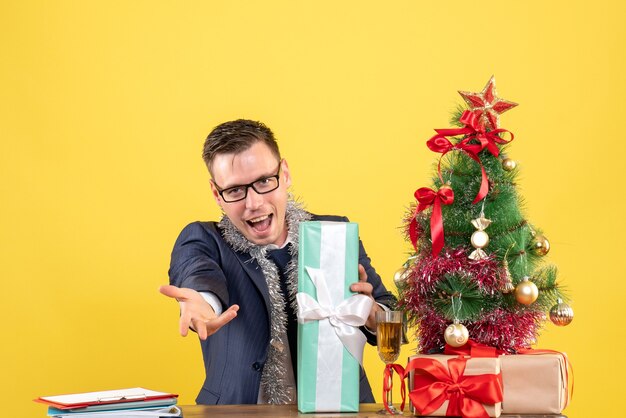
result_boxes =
[168,214,396,405]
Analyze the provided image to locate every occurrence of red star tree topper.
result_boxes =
[458,75,518,130]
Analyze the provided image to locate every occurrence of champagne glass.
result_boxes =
[376,310,403,414]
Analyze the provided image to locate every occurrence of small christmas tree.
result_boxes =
[398,77,574,354]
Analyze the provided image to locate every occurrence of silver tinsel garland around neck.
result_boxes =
[218,198,312,404]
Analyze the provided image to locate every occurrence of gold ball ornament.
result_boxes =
[515,277,539,305]
[444,321,469,347]
[393,267,410,285]
[502,158,517,171]
[550,299,574,326]
[532,235,550,256]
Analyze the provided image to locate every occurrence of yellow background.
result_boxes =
[1,1,624,417]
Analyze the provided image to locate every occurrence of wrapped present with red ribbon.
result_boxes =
[405,354,503,418]
[499,351,571,414]
[443,340,572,414]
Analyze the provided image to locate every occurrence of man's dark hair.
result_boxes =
[202,119,281,175]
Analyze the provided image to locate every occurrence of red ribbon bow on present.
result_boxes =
[405,356,503,418]
[427,110,515,204]
[409,185,454,257]
[444,343,574,409]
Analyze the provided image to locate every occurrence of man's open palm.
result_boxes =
[159,285,239,340]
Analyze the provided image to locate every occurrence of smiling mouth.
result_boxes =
[246,214,273,232]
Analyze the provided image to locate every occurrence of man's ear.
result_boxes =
[281,159,292,188]
[209,180,223,207]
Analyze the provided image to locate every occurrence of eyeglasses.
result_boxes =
[213,162,282,203]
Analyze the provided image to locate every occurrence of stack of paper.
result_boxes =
[34,387,180,418]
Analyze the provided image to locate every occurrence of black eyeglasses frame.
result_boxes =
[212,161,282,203]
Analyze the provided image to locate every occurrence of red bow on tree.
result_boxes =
[405,356,503,418]
[426,135,488,204]
[409,185,454,257]
[426,110,514,204]
[435,110,514,157]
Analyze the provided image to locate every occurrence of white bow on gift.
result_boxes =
[296,266,374,365]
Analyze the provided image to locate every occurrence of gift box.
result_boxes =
[499,353,569,414]
[406,354,502,418]
[296,221,373,413]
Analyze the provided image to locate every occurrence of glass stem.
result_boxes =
[388,366,393,408]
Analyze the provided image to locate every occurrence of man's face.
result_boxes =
[210,141,291,246]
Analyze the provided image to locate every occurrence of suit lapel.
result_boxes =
[233,250,271,316]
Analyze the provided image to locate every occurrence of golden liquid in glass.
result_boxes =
[377,321,402,364]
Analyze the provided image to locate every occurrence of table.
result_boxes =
[180,404,567,417]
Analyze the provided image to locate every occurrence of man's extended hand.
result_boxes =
[159,285,239,340]
[349,264,382,331]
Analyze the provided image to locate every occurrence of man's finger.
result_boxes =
[159,285,187,301]
[193,318,208,340]
[351,282,373,296]
[206,305,240,335]
[179,313,191,337]
[358,264,367,282]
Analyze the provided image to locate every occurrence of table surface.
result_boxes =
[180,404,567,418]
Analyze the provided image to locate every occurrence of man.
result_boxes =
[160,119,395,405]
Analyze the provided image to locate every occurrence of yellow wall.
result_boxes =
[2,1,623,417]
